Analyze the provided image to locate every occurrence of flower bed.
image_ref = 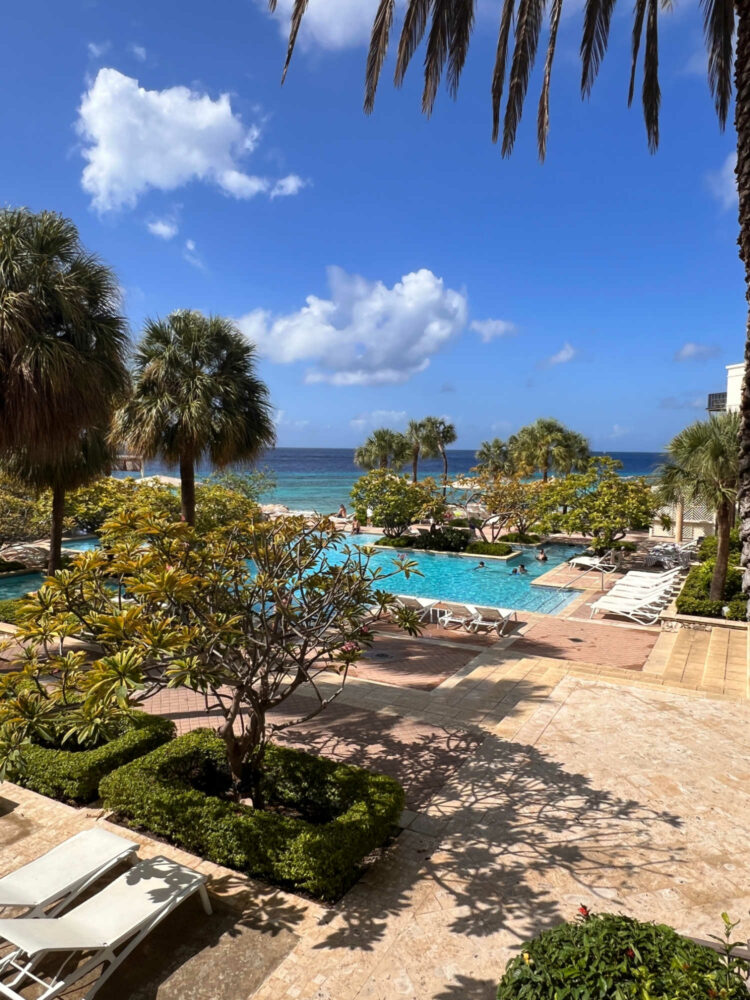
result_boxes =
[100,729,405,900]
[10,713,175,804]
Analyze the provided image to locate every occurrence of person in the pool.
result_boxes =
[536,547,548,562]
[517,562,528,575]
[337,504,347,518]
[473,560,486,570]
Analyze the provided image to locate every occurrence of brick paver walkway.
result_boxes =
[514,618,657,671]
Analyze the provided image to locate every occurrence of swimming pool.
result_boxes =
[0,534,582,615]
[332,535,582,615]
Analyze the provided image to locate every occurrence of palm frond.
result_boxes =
[395,0,432,87]
[701,0,734,128]
[627,0,647,106]
[279,0,310,84]
[447,0,476,99]
[643,0,660,152]
[422,0,452,114]
[365,0,396,113]
[580,0,618,98]
[537,0,563,161]
[491,0,516,143]
[502,0,547,156]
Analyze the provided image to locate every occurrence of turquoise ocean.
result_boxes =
[133,448,666,513]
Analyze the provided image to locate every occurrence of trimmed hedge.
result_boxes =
[675,559,743,619]
[0,559,26,572]
[0,597,27,624]
[100,729,405,900]
[497,912,748,998]
[698,529,740,564]
[377,527,470,553]
[465,541,513,557]
[12,713,175,804]
[499,532,541,544]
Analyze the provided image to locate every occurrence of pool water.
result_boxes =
[332,535,582,615]
[0,534,582,615]
[62,537,100,552]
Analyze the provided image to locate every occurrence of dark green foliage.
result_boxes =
[497,912,748,999]
[375,536,414,549]
[698,530,741,564]
[100,729,405,900]
[10,713,174,804]
[500,532,542,544]
[449,516,482,528]
[725,598,747,621]
[377,528,470,552]
[0,559,26,572]
[676,559,743,619]
[465,541,513,557]
[0,597,30,624]
[611,540,638,553]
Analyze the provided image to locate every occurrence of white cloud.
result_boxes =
[183,239,204,269]
[274,409,310,428]
[238,267,468,386]
[76,69,305,212]
[262,0,387,50]
[674,342,720,362]
[609,424,628,439]
[129,44,147,61]
[350,409,408,431]
[147,217,178,240]
[470,318,516,342]
[707,152,738,211]
[87,41,111,59]
[271,175,307,198]
[541,342,576,367]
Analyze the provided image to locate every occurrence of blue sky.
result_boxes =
[0,0,741,451]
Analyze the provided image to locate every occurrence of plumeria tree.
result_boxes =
[0,510,422,803]
[456,475,549,540]
[351,469,446,535]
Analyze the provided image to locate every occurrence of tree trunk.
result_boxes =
[179,451,196,526]
[441,447,448,496]
[380,455,388,470]
[221,711,266,807]
[48,484,65,574]
[736,3,750,626]
[711,501,732,602]
[412,446,419,483]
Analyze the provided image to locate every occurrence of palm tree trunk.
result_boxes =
[711,501,732,602]
[179,451,196,525]
[48,484,65,574]
[412,446,419,483]
[441,447,448,496]
[380,455,388,470]
[736,4,750,625]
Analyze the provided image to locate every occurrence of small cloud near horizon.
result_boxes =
[539,342,577,368]
[470,318,516,342]
[674,342,720,363]
[349,409,408,431]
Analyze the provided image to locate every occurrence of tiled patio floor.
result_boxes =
[513,618,657,671]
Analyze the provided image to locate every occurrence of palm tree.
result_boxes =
[3,427,114,573]
[114,310,276,526]
[658,413,740,601]
[475,438,511,474]
[404,419,440,482]
[272,1,750,610]
[509,419,590,481]
[354,428,409,471]
[422,417,457,494]
[0,208,128,463]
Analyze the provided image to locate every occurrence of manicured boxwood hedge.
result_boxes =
[497,912,748,999]
[0,597,27,624]
[377,527,470,553]
[465,541,513,557]
[12,713,175,804]
[100,728,405,900]
[499,532,541,544]
[675,560,743,619]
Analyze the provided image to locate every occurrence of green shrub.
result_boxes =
[376,528,469,552]
[500,532,541,544]
[11,713,174,804]
[0,596,31,624]
[725,597,747,622]
[676,559,743,619]
[449,516,482,528]
[376,536,416,548]
[465,541,513,557]
[497,911,748,999]
[100,729,405,900]
[611,540,637,553]
[698,530,741,564]
[0,559,26,572]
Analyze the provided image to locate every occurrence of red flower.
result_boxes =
[577,905,590,918]
[626,948,635,959]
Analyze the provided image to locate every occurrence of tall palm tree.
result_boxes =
[423,416,457,494]
[509,418,590,481]
[658,413,740,601]
[3,427,114,573]
[0,208,128,463]
[475,437,511,474]
[354,428,409,471]
[404,419,440,482]
[272,1,750,612]
[114,310,276,526]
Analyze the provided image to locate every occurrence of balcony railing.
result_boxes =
[707,392,727,412]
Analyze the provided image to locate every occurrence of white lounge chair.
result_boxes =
[464,605,518,636]
[437,601,476,630]
[0,829,138,918]
[395,594,438,622]
[568,552,617,574]
[0,856,212,1000]
[590,592,670,625]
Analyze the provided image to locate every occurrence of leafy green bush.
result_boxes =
[497,911,748,999]
[0,596,31,624]
[698,530,741,564]
[465,541,513,557]
[10,713,174,804]
[676,560,743,619]
[611,540,637,553]
[725,597,747,622]
[100,729,405,900]
[449,516,482,528]
[500,532,541,544]
[377,528,469,552]
[0,559,26,572]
